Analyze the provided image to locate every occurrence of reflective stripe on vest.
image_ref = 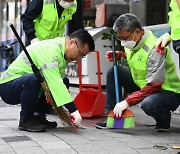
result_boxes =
[20,53,31,66]
[0,72,14,80]
[40,63,58,71]
[142,44,150,53]
[44,0,54,4]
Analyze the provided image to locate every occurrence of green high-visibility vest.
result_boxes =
[34,0,77,40]
[0,37,72,107]
[125,30,180,93]
[168,0,180,40]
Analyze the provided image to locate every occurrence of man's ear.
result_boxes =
[69,39,75,45]
[136,28,144,34]
[67,39,74,49]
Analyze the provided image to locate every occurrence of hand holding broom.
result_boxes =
[9,24,76,129]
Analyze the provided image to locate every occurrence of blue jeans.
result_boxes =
[141,91,180,127]
[106,65,180,126]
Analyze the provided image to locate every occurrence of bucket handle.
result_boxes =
[78,50,102,93]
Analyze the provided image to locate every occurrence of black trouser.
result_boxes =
[0,74,76,120]
[105,66,140,112]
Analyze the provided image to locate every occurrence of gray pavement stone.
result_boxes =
[29,134,64,143]
[0,144,14,153]
[79,152,110,154]
[71,143,102,153]
[136,148,179,154]
[0,139,7,145]
[0,127,19,134]
[91,140,125,147]
[142,136,179,144]
[8,141,39,148]
[127,141,155,149]
[2,136,31,143]
[0,133,26,138]
[37,141,71,150]
[46,148,78,154]
[13,146,46,154]
[102,146,139,154]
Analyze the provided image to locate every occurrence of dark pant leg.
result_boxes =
[105,66,139,112]
[35,93,52,115]
[0,74,41,120]
[63,76,70,89]
[141,91,180,126]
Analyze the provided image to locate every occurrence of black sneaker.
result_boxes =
[155,123,170,132]
[18,119,46,132]
[94,122,107,129]
[34,115,57,129]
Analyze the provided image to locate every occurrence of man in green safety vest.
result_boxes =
[21,0,83,44]
[95,13,180,132]
[21,0,84,114]
[0,29,95,132]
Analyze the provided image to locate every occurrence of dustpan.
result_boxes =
[74,50,106,118]
[106,109,135,128]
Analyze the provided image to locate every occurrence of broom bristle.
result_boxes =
[41,82,75,129]
[52,103,75,128]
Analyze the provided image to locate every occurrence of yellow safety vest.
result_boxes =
[125,30,180,93]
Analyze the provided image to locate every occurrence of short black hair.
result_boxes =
[68,29,95,51]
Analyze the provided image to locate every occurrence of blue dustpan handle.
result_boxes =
[112,36,120,103]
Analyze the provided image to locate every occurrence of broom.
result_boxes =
[9,24,75,129]
[106,35,134,129]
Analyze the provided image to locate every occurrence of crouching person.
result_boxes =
[0,29,95,132]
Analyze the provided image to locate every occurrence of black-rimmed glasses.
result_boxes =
[75,41,86,57]
[116,31,134,41]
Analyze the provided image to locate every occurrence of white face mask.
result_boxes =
[59,0,73,8]
[120,31,138,49]
[121,40,136,49]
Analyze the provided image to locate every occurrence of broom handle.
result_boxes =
[111,35,120,103]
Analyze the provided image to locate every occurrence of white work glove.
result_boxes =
[30,38,39,44]
[113,100,129,117]
[70,110,82,126]
[156,33,171,48]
